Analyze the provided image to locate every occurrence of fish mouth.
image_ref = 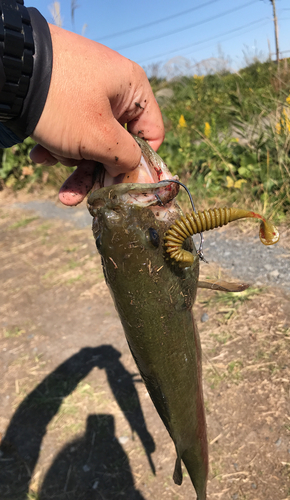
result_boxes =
[90,136,174,192]
[87,179,180,217]
[88,136,180,217]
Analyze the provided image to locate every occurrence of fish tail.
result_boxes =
[173,451,207,499]
[173,454,183,485]
[182,447,208,500]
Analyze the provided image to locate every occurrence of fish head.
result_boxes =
[88,180,185,262]
[88,179,199,311]
[88,135,181,252]
[87,137,199,279]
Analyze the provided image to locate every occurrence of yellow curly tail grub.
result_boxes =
[164,207,279,266]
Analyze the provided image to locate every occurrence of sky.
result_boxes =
[31,0,290,75]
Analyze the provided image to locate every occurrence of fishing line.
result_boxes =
[158,179,207,262]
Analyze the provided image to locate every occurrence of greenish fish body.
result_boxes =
[88,139,208,499]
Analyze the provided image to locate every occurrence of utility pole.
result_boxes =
[270,0,279,63]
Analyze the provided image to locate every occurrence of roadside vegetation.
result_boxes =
[154,59,290,221]
[1,59,290,222]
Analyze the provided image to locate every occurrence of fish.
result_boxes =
[87,136,279,499]
[88,137,208,500]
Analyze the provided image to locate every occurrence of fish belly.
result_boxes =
[99,221,208,499]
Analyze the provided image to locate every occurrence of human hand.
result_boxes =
[30,24,164,206]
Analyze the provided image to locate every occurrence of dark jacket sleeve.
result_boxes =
[0,1,52,147]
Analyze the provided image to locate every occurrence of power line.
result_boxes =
[138,18,269,64]
[177,19,272,61]
[114,0,258,51]
[138,18,271,65]
[96,0,222,42]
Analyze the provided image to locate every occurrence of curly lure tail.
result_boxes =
[164,207,279,267]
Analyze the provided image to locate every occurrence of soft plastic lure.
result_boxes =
[164,207,279,267]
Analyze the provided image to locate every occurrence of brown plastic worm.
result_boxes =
[164,207,279,267]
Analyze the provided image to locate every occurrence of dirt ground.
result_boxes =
[0,193,290,500]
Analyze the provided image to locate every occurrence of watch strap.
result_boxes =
[1,6,53,141]
[0,0,34,122]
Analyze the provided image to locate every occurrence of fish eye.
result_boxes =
[148,228,160,248]
[95,234,102,251]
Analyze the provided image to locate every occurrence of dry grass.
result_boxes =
[0,204,289,499]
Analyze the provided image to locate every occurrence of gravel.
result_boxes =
[14,200,92,229]
[197,231,290,291]
[13,200,290,292]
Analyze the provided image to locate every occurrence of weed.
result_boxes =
[66,274,83,285]
[37,222,51,232]
[227,359,243,382]
[156,60,290,217]
[9,217,38,229]
[65,246,77,253]
[210,331,232,344]
[67,259,80,269]
[0,136,74,190]
[206,368,225,389]
[3,326,26,338]
[212,287,263,309]
[27,491,40,500]
[42,270,54,280]
[211,461,223,480]
[2,61,290,218]
[204,399,211,414]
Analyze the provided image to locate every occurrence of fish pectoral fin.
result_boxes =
[173,456,183,485]
[197,280,249,292]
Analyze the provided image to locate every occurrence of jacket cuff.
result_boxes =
[0,121,21,147]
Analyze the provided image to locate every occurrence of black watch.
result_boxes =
[0,0,34,122]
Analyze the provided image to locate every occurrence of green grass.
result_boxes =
[3,326,26,338]
[155,60,290,218]
[210,331,232,345]
[26,492,40,500]
[201,287,263,312]
[65,246,77,253]
[2,59,290,220]
[9,216,39,229]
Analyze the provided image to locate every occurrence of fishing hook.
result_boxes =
[158,179,206,261]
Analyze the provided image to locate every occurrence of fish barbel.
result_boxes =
[88,137,208,499]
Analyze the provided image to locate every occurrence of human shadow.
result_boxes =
[96,345,155,474]
[39,413,145,500]
[0,345,154,499]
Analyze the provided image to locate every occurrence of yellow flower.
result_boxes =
[204,122,211,138]
[226,177,247,189]
[6,175,17,188]
[226,176,234,188]
[178,114,187,128]
[22,165,34,176]
[193,74,204,81]
[234,179,247,189]
[283,108,290,132]
[276,108,290,134]
[286,95,290,106]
